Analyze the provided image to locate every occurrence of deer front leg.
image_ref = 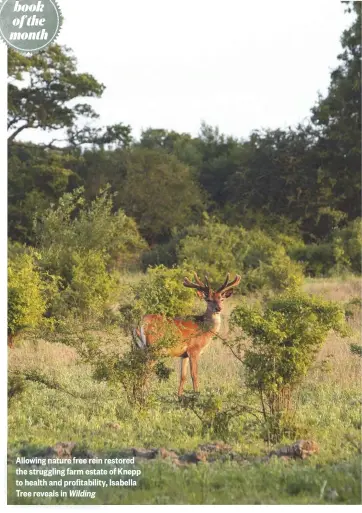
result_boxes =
[189,352,200,393]
[178,356,189,397]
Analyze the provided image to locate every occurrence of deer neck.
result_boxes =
[203,311,222,334]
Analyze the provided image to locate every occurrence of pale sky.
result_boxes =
[17,0,353,144]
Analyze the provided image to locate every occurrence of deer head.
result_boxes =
[183,272,241,314]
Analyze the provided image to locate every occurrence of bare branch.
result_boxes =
[8,122,30,143]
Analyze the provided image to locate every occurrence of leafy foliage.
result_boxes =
[33,188,146,319]
[8,142,81,243]
[332,219,362,274]
[310,2,361,223]
[176,218,304,293]
[7,9,361,272]
[8,248,50,337]
[117,148,205,244]
[290,219,362,276]
[230,291,348,440]
[179,391,258,441]
[50,249,120,319]
[176,219,243,285]
[36,186,146,274]
[8,45,104,142]
[133,265,198,319]
[88,343,157,408]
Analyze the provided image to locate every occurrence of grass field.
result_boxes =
[7,277,362,505]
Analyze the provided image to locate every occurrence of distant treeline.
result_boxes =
[8,4,361,274]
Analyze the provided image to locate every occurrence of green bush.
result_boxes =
[349,344,362,357]
[177,220,243,286]
[36,186,147,278]
[270,232,305,253]
[51,250,120,318]
[118,148,205,244]
[34,187,146,319]
[141,238,179,270]
[332,219,362,274]
[238,230,303,292]
[290,243,337,276]
[176,219,304,293]
[133,265,198,319]
[229,290,348,441]
[245,249,304,292]
[58,318,173,408]
[8,250,48,337]
[290,219,362,277]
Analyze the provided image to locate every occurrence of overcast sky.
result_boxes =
[17,0,353,144]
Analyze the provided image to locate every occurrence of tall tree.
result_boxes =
[8,143,81,243]
[311,2,361,224]
[224,5,361,240]
[118,148,205,244]
[196,122,243,206]
[139,128,203,169]
[224,126,317,236]
[8,45,105,143]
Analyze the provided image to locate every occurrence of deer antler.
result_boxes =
[204,275,210,289]
[217,273,241,294]
[183,272,210,295]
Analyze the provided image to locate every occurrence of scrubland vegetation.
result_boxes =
[7,4,361,505]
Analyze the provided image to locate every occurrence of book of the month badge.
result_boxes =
[0,0,62,55]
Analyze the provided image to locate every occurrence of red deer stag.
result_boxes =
[133,272,241,396]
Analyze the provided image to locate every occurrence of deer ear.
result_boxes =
[196,290,204,299]
[223,289,234,299]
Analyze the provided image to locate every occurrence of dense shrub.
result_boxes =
[289,243,337,277]
[245,249,304,292]
[36,186,147,277]
[141,237,179,270]
[229,291,348,441]
[290,219,362,276]
[177,220,243,286]
[133,265,198,319]
[332,219,362,274]
[118,148,205,244]
[51,250,120,318]
[8,249,49,338]
[34,187,146,319]
[176,219,304,293]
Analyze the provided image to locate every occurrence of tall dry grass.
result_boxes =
[303,277,361,388]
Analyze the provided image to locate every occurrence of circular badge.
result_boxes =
[0,0,62,55]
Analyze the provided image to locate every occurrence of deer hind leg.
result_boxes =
[178,356,189,397]
[189,352,200,393]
